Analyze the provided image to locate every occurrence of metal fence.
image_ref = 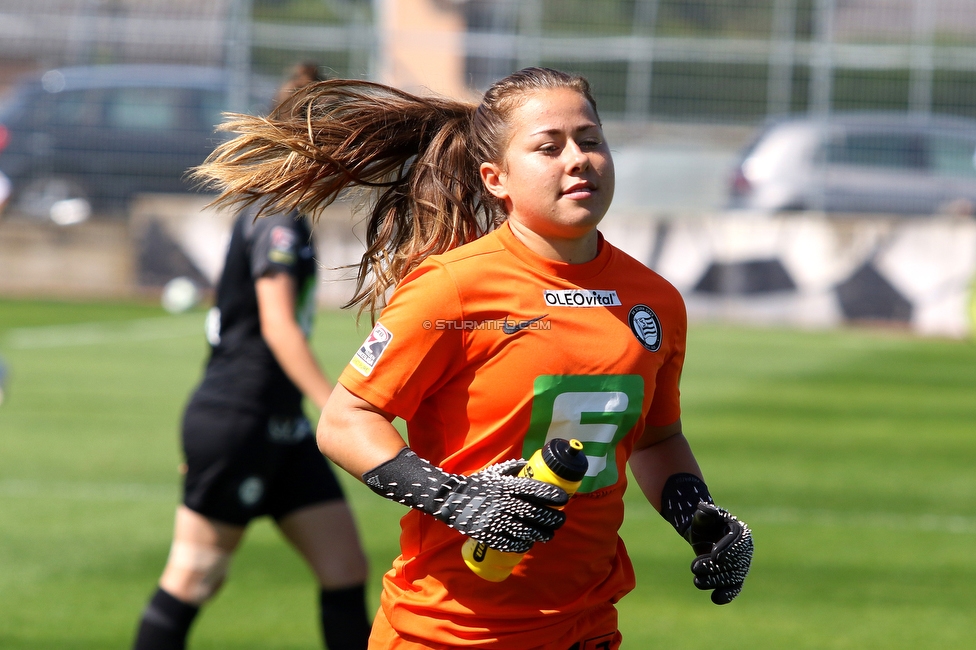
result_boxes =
[3,0,976,221]
[4,0,976,122]
[462,0,976,122]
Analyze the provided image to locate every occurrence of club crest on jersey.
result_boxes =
[238,476,264,506]
[628,304,662,352]
[543,289,621,307]
[350,322,393,376]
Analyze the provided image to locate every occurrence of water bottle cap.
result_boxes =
[542,438,588,482]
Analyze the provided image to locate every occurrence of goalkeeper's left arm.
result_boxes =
[629,419,753,605]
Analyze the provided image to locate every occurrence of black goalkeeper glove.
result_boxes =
[685,502,753,604]
[362,448,569,553]
[660,473,753,605]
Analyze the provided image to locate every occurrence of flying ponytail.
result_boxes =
[193,80,494,313]
[193,68,596,315]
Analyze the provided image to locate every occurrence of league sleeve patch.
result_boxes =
[268,225,297,265]
[350,322,393,376]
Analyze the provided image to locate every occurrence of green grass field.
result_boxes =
[1,297,974,649]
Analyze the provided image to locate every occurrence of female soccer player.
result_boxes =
[275,60,323,105]
[131,73,372,650]
[194,67,753,649]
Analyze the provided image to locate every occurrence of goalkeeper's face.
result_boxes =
[480,87,615,244]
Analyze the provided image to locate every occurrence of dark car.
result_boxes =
[727,112,976,215]
[0,64,274,219]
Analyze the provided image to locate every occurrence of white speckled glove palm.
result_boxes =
[363,448,568,553]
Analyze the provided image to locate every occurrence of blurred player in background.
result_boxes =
[132,64,370,650]
[275,60,324,105]
[193,67,753,649]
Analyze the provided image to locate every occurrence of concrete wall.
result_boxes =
[0,217,135,298]
[0,193,365,305]
[601,211,976,339]
[2,198,974,338]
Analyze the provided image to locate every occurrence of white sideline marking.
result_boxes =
[626,504,976,535]
[747,506,976,535]
[2,316,203,349]
[0,479,177,502]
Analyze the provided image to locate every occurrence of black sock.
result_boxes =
[319,584,371,650]
[133,587,200,650]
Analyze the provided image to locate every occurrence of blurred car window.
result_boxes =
[108,88,182,131]
[52,90,105,128]
[827,133,926,170]
[200,91,227,135]
[929,136,976,177]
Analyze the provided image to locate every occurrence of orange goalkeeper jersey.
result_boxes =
[339,222,687,649]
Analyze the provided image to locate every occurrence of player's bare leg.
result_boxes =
[160,506,245,602]
[132,506,245,649]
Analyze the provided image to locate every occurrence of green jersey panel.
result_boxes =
[523,374,645,493]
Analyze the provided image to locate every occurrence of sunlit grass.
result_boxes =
[0,299,973,648]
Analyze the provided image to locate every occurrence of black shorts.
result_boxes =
[181,400,344,526]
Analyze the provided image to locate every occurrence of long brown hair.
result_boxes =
[192,67,598,315]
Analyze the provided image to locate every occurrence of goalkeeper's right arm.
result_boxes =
[318,384,568,553]
[363,448,568,553]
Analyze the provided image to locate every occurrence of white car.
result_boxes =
[727,112,976,216]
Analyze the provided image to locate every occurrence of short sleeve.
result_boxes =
[249,215,304,279]
[645,285,687,427]
[338,260,465,420]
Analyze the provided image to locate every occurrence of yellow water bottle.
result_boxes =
[461,438,588,582]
